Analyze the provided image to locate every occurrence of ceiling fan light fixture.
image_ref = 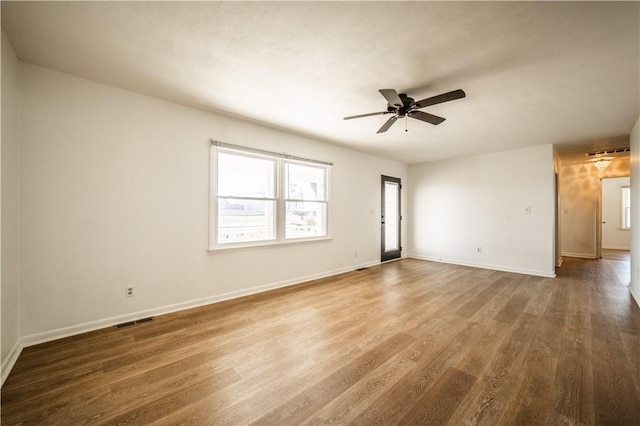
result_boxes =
[593,158,611,172]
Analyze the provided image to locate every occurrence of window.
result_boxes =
[285,162,327,239]
[210,142,331,250]
[621,186,631,229]
[217,152,277,244]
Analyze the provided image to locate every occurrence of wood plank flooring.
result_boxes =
[602,249,630,262]
[2,257,640,425]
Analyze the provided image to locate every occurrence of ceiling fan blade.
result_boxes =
[413,89,466,109]
[408,110,446,125]
[344,111,387,120]
[379,89,404,107]
[377,115,398,133]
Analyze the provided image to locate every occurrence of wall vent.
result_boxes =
[114,317,153,329]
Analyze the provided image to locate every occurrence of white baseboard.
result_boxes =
[408,254,556,278]
[1,340,24,387]
[602,246,631,251]
[561,252,596,259]
[630,285,640,309]
[1,259,381,387]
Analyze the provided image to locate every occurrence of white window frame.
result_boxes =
[209,141,332,252]
[283,160,330,241]
[621,186,631,230]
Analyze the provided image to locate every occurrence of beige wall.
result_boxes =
[1,31,22,384]
[560,156,630,258]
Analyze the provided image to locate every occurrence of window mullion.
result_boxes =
[218,195,277,202]
[277,158,286,242]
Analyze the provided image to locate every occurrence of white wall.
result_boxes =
[601,176,631,250]
[631,5,640,308]
[407,144,556,277]
[1,31,22,383]
[559,156,630,258]
[18,62,407,342]
[630,116,640,307]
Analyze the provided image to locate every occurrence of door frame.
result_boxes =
[381,175,402,262]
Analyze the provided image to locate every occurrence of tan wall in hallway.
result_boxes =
[560,157,630,258]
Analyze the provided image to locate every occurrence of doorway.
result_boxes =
[599,176,631,259]
[381,175,401,262]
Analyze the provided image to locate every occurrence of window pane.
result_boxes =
[286,201,326,239]
[384,182,399,251]
[286,163,326,201]
[625,207,631,229]
[218,152,275,198]
[622,187,631,228]
[623,187,631,205]
[218,199,275,244]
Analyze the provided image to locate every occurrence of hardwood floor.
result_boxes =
[602,248,631,262]
[2,257,640,425]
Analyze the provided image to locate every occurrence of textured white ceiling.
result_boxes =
[2,1,639,164]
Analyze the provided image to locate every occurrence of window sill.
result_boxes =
[208,236,333,254]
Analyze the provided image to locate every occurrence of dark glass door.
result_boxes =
[381,175,401,262]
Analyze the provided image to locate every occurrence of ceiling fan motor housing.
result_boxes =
[395,94,414,116]
[398,94,414,105]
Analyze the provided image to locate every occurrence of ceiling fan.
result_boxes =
[344,88,466,133]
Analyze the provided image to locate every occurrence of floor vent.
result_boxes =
[114,317,154,329]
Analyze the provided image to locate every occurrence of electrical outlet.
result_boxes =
[354,251,358,258]
[476,247,483,254]
[125,286,134,297]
